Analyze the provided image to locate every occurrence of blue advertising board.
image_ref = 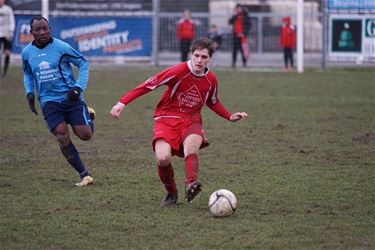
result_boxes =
[328,0,375,9]
[13,15,34,54]
[13,15,152,58]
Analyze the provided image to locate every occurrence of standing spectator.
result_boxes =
[22,16,95,186]
[176,9,195,62]
[208,24,222,50]
[228,4,251,68]
[280,16,296,71]
[0,0,15,77]
[208,24,223,66]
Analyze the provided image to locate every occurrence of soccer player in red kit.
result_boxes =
[110,38,248,206]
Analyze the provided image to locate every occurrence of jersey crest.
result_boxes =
[177,85,203,112]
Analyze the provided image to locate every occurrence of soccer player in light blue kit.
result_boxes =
[22,16,95,186]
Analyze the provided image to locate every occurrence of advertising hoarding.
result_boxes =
[329,14,375,62]
[13,15,152,59]
[328,0,375,9]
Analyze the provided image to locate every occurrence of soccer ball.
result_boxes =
[208,189,237,217]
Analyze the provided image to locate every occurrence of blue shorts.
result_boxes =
[42,100,93,132]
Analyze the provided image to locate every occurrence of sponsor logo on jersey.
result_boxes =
[178,85,203,112]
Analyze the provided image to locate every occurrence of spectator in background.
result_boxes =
[0,0,15,77]
[176,9,195,62]
[280,16,296,71]
[229,4,251,68]
[208,24,222,50]
[208,24,222,66]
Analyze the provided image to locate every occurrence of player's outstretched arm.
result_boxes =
[229,112,248,122]
[110,102,126,119]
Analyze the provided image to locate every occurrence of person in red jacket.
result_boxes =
[176,9,195,62]
[110,38,248,206]
[280,16,296,70]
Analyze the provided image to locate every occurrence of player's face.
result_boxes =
[30,19,51,47]
[191,48,211,75]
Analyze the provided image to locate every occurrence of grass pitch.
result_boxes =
[1,66,374,249]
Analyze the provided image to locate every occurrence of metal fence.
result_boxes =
[157,12,323,53]
[11,0,325,67]
[155,11,323,67]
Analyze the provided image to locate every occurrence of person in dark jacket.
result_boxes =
[229,4,251,67]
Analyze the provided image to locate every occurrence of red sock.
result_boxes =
[184,154,199,186]
[158,164,177,194]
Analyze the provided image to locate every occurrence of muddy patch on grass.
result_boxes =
[352,132,375,144]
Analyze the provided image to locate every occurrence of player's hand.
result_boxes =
[230,112,248,122]
[26,93,38,115]
[110,102,126,119]
[67,87,81,102]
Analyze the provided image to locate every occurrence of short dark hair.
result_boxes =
[30,16,49,28]
[191,38,215,57]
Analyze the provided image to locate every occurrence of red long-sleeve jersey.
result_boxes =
[118,61,232,121]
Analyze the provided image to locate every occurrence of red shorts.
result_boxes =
[152,117,209,157]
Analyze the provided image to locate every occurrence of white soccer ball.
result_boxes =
[208,189,237,217]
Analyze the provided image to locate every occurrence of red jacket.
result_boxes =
[176,18,195,40]
[280,16,296,48]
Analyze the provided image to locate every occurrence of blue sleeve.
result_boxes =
[22,51,35,96]
[60,42,89,91]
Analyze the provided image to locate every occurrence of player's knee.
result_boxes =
[55,133,70,146]
[156,153,171,167]
[77,131,92,141]
[184,146,199,157]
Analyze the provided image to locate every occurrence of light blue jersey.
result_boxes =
[22,38,89,108]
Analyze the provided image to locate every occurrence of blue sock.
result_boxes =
[60,142,89,179]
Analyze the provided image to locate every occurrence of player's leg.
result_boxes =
[181,39,190,62]
[0,38,4,76]
[2,39,12,77]
[52,122,92,185]
[72,125,92,141]
[283,48,288,69]
[69,100,94,139]
[232,35,241,67]
[0,40,3,76]
[239,41,247,67]
[56,100,93,185]
[183,134,202,185]
[155,139,178,205]
[289,48,294,69]
[179,40,184,62]
[183,134,203,203]
[232,36,239,67]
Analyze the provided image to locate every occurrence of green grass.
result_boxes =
[1,66,374,249]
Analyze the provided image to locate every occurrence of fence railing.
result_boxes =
[13,10,323,67]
